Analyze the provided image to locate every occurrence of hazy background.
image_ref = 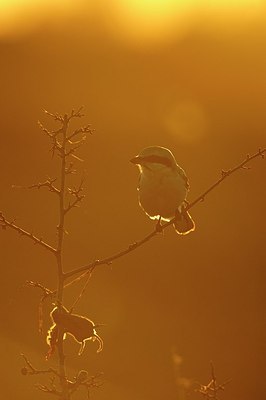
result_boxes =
[0,1,265,399]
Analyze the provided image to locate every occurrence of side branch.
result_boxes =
[64,180,85,214]
[0,212,57,254]
[64,233,156,279]
[64,147,265,280]
[13,178,60,195]
[186,147,265,211]
[67,124,93,142]
[21,353,60,378]
[195,362,231,399]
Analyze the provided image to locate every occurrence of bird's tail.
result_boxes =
[173,208,195,235]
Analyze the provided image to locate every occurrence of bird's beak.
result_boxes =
[130,155,141,165]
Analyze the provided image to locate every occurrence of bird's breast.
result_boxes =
[138,169,187,220]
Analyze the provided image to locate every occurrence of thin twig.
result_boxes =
[42,109,64,122]
[195,362,231,399]
[64,179,85,214]
[67,125,93,142]
[38,121,63,157]
[65,162,77,175]
[64,147,265,280]
[186,147,265,210]
[0,212,57,254]
[70,269,93,312]
[21,353,60,378]
[12,178,60,195]
[35,383,61,397]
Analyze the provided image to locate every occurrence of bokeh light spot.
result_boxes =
[164,101,208,143]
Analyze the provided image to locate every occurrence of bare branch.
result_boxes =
[38,121,63,158]
[65,162,77,175]
[195,362,231,399]
[3,108,94,399]
[64,180,85,214]
[64,197,84,214]
[42,107,86,124]
[68,107,85,120]
[42,109,64,123]
[70,269,93,312]
[37,120,63,137]
[186,147,265,210]
[0,212,57,254]
[52,110,75,397]
[27,179,60,194]
[68,371,104,397]
[65,144,84,158]
[68,136,87,146]
[35,383,61,397]
[12,178,60,195]
[67,124,93,142]
[64,147,265,280]
[39,108,90,164]
[21,353,60,378]
[26,280,53,297]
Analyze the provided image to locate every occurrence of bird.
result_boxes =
[130,146,195,235]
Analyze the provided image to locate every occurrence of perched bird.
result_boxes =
[130,146,195,235]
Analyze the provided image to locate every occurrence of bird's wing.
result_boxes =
[137,174,141,190]
[176,165,190,189]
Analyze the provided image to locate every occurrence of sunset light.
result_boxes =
[0,0,76,37]
[0,0,265,399]
[0,0,264,41]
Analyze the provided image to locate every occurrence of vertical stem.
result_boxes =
[56,114,69,399]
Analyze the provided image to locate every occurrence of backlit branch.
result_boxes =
[65,162,77,175]
[2,108,97,400]
[195,362,231,399]
[0,212,57,254]
[13,178,60,195]
[67,125,94,143]
[64,147,265,280]
[186,147,265,211]
[21,352,103,397]
[38,121,63,158]
[35,381,61,397]
[21,353,60,378]
[64,179,85,214]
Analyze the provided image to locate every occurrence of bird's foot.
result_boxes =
[155,216,163,234]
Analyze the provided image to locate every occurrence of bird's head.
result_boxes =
[130,146,177,171]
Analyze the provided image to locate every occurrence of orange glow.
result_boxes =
[0,0,265,41]
[164,101,208,143]
[110,0,196,44]
[106,0,265,45]
[0,0,265,399]
[0,0,79,37]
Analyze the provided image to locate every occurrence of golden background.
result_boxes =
[0,1,265,399]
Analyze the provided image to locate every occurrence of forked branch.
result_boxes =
[195,362,231,399]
